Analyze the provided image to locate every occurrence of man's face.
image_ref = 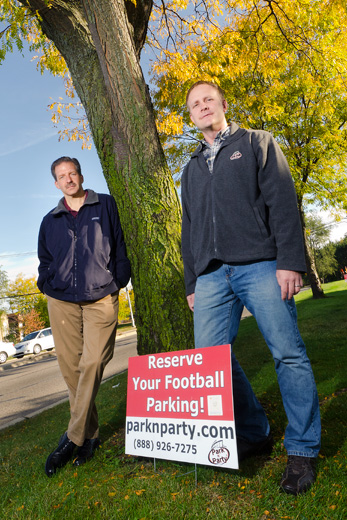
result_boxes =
[187,84,228,133]
[54,161,84,197]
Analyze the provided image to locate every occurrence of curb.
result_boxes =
[0,350,57,372]
[0,397,70,431]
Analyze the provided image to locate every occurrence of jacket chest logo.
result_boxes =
[230,151,242,161]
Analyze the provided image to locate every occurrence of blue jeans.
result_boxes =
[194,260,321,457]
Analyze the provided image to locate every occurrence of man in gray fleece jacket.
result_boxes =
[182,81,320,495]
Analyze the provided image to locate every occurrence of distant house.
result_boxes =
[5,313,24,342]
[0,312,9,341]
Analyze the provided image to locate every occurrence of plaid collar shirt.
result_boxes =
[202,125,231,173]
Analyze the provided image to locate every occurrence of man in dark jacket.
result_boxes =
[182,81,320,495]
[38,156,131,477]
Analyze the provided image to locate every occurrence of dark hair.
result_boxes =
[51,157,82,180]
[185,81,226,107]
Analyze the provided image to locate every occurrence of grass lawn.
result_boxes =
[0,281,346,519]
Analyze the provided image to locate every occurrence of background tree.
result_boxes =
[1,0,194,355]
[334,236,347,279]
[0,266,9,308]
[22,308,45,336]
[0,266,9,340]
[33,296,50,328]
[315,243,338,284]
[305,214,332,261]
[150,0,347,299]
[5,273,50,337]
[304,213,339,283]
[304,213,332,283]
[8,273,42,312]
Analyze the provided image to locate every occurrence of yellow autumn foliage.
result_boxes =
[1,1,347,212]
[150,0,347,210]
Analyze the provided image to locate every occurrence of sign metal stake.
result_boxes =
[153,458,198,487]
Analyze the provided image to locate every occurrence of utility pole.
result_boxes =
[125,285,135,327]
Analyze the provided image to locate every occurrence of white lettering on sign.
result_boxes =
[148,353,203,369]
[146,396,203,417]
[132,377,161,391]
[165,371,224,390]
[132,371,224,392]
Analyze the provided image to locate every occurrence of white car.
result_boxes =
[14,327,55,358]
[0,341,16,364]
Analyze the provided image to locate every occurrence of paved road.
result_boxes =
[0,329,137,431]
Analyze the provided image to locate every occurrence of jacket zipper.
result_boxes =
[209,154,219,257]
[73,218,78,301]
[209,139,230,257]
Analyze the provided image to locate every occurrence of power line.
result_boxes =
[307,217,347,233]
[0,292,41,300]
[0,252,37,259]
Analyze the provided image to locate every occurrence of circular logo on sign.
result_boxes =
[208,440,230,465]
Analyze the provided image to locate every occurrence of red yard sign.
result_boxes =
[125,344,238,469]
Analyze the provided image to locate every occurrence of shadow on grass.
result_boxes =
[97,372,128,443]
[99,397,127,442]
[320,390,347,458]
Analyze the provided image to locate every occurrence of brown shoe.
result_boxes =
[280,455,316,495]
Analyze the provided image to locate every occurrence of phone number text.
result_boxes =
[134,439,197,454]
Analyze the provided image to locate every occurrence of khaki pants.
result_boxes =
[47,292,119,446]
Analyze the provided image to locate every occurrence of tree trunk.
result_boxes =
[298,203,325,299]
[21,0,194,353]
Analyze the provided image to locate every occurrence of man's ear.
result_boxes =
[222,99,228,113]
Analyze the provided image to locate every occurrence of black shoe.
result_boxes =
[73,438,101,467]
[237,433,274,462]
[280,455,317,495]
[45,432,76,477]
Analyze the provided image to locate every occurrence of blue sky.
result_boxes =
[1,35,346,282]
[0,43,110,280]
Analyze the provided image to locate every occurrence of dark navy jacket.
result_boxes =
[181,123,306,296]
[37,190,131,302]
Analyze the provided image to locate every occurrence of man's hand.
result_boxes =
[187,293,195,311]
[276,270,303,300]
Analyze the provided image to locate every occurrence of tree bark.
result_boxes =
[298,203,325,299]
[20,0,194,353]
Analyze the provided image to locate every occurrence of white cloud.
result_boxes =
[318,210,347,242]
[0,127,58,158]
[0,253,38,281]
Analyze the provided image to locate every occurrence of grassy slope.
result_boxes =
[0,282,346,519]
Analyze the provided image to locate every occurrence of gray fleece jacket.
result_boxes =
[181,122,306,296]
